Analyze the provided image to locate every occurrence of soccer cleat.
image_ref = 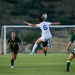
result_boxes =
[29,52,34,55]
[11,66,14,68]
[64,69,69,72]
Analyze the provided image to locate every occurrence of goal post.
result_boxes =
[1,25,75,55]
[0,25,33,55]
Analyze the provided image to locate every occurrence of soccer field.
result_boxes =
[0,53,75,75]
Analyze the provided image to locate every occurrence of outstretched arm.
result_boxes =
[24,21,36,26]
[51,22,61,25]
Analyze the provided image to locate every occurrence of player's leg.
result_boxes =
[10,50,18,68]
[42,41,48,56]
[14,51,18,60]
[43,47,47,56]
[30,38,43,55]
[14,54,17,61]
[65,53,75,72]
[10,52,15,68]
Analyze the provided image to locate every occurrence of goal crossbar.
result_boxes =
[1,25,75,55]
[2,25,75,28]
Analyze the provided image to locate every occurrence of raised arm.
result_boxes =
[24,21,36,26]
[51,22,61,25]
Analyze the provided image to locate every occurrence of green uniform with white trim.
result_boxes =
[7,37,21,54]
[70,34,75,56]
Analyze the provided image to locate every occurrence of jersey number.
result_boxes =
[43,25,48,30]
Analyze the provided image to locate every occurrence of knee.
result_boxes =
[35,39,42,44]
[11,56,16,60]
[35,41,39,44]
[67,59,71,62]
[43,47,47,51]
[14,58,16,60]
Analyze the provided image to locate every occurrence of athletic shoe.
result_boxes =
[44,53,47,56]
[11,66,14,68]
[29,52,34,55]
[64,69,69,72]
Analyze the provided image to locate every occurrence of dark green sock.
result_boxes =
[44,51,47,56]
[66,62,70,71]
[11,60,14,66]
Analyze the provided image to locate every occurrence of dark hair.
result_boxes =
[38,13,44,22]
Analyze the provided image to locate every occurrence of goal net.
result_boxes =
[0,25,75,55]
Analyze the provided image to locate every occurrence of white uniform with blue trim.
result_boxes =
[36,21,52,42]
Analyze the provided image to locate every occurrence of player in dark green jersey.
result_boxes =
[65,28,75,72]
[6,32,22,68]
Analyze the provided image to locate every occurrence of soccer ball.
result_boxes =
[42,13,47,19]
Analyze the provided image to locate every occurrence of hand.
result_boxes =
[6,47,8,52]
[19,48,22,52]
[24,21,28,24]
[67,48,69,51]
[24,21,36,26]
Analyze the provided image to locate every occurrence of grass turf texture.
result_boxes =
[0,53,75,75]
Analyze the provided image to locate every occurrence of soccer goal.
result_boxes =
[0,25,75,55]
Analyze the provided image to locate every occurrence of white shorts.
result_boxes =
[39,35,52,42]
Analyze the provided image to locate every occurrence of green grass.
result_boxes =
[0,53,75,75]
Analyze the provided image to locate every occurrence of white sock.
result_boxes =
[32,43,38,52]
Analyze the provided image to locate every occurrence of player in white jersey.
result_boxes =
[36,21,52,41]
[24,13,60,55]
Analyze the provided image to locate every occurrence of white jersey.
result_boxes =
[36,21,52,37]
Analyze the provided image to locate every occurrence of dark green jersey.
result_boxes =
[70,34,75,43]
[7,37,21,50]
[70,34,75,55]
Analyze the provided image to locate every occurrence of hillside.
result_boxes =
[0,0,75,27]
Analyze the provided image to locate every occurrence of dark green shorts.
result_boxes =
[72,50,75,56]
[42,41,48,47]
[9,49,19,54]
